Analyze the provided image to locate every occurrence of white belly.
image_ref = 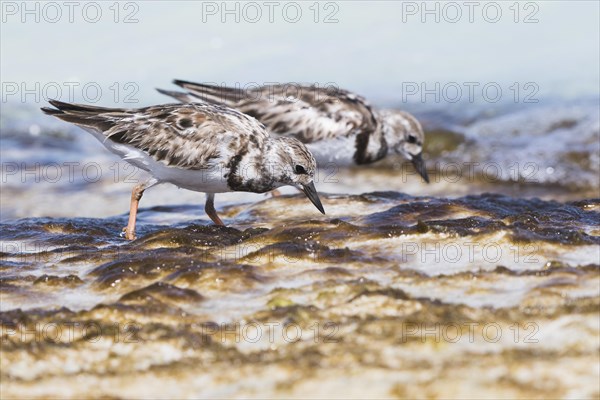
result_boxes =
[84,128,232,193]
[306,136,356,168]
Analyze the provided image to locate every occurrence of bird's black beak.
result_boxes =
[301,182,326,214]
[411,152,430,183]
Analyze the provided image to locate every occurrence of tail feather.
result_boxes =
[40,107,63,116]
[172,79,246,106]
[156,88,205,104]
[41,100,121,131]
[47,99,115,113]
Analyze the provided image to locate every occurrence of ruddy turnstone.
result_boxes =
[41,100,325,240]
[158,80,429,182]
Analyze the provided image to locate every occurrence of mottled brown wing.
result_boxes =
[42,100,268,169]
[171,80,379,143]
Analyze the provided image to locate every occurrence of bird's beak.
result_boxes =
[301,182,326,214]
[411,152,430,183]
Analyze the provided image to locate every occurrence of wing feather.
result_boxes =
[167,81,379,143]
[42,100,268,170]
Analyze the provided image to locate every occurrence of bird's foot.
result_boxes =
[121,226,136,241]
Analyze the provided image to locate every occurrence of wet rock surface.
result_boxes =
[1,192,599,398]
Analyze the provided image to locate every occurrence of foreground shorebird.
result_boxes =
[41,100,325,240]
[158,80,429,182]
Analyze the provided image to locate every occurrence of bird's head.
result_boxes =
[378,109,429,183]
[270,137,325,214]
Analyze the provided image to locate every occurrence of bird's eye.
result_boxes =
[407,135,417,144]
[295,165,307,174]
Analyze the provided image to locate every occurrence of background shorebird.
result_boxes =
[158,80,429,183]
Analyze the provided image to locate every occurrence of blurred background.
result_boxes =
[2,1,599,221]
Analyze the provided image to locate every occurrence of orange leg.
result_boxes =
[123,178,157,240]
[205,193,224,226]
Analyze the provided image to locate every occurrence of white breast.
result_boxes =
[83,127,233,193]
[306,136,357,168]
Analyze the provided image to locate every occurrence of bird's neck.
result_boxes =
[227,140,290,193]
[353,123,388,165]
[261,139,289,185]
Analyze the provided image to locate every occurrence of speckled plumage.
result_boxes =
[158,81,429,182]
[41,100,325,238]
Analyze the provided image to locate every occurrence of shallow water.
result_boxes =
[1,102,599,398]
